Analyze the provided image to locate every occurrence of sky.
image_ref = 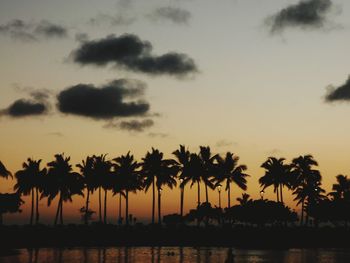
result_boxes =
[1,0,350,224]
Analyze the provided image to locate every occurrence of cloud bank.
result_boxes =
[0,19,68,41]
[149,6,191,25]
[268,0,333,33]
[71,34,198,77]
[57,79,150,119]
[325,76,350,102]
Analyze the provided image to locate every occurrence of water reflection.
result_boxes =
[2,247,350,263]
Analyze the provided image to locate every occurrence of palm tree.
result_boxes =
[94,155,112,224]
[111,168,124,225]
[14,158,46,225]
[0,161,12,225]
[141,148,160,224]
[113,152,142,226]
[236,193,251,205]
[0,161,12,180]
[259,157,291,204]
[214,152,249,208]
[328,174,350,201]
[43,154,84,225]
[187,153,204,207]
[172,145,190,217]
[199,146,217,203]
[291,155,323,226]
[77,156,95,225]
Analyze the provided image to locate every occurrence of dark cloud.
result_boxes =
[104,119,154,132]
[0,19,68,41]
[268,0,333,33]
[120,119,154,132]
[1,87,51,118]
[325,76,350,102]
[57,79,150,119]
[0,99,48,117]
[34,20,68,38]
[71,34,198,77]
[149,6,192,25]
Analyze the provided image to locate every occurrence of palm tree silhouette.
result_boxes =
[43,154,84,225]
[214,152,249,208]
[142,148,178,224]
[0,160,12,180]
[199,146,217,203]
[291,155,323,226]
[77,156,95,225]
[111,165,125,225]
[236,193,251,205]
[172,145,190,217]
[94,155,113,224]
[259,157,291,204]
[328,174,350,201]
[141,148,160,225]
[14,158,46,225]
[187,153,204,207]
[0,160,12,225]
[113,152,142,226]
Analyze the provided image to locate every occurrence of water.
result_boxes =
[2,247,350,263]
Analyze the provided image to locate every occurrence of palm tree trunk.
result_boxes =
[59,196,63,225]
[280,184,284,204]
[85,189,90,225]
[54,196,61,225]
[152,178,155,224]
[30,188,34,225]
[35,187,39,224]
[276,187,280,203]
[205,184,209,203]
[227,182,231,208]
[180,186,184,217]
[98,187,102,222]
[118,192,122,225]
[300,200,304,226]
[104,189,107,224]
[158,188,161,224]
[197,181,201,207]
[125,190,129,226]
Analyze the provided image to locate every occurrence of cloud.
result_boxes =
[148,6,191,25]
[57,79,150,119]
[46,132,64,137]
[0,19,68,41]
[71,34,198,77]
[105,119,154,132]
[0,88,51,118]
[325,76,350,102]
[148,132,168,138]
[89,13,136,26]
[267,0,333,33]
[34,20,68,38]
[216,139,237,148]
[0,99,48,117]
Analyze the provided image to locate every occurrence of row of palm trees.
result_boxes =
[0,146,349,226]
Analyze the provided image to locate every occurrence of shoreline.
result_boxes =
[1,225,350,249]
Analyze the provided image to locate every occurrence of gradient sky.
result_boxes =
[1,0,350,224]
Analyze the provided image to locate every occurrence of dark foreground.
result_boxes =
[3,247,350,263]
[1,225,350,249]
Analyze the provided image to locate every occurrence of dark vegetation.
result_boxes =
[1,146,350,248]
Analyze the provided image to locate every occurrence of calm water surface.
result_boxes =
[2,247,350,263]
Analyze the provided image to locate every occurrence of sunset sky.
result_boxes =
[1,0,350,224]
